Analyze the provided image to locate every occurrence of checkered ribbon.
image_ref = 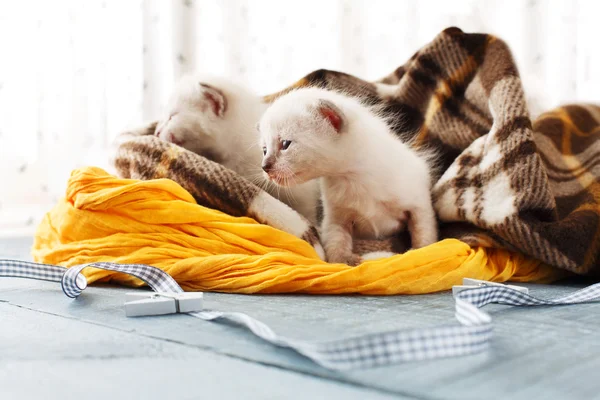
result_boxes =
[2,258,599,370]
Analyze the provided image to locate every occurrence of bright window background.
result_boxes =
[0,0,599,236]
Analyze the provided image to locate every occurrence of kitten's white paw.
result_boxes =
[361,251,396,261]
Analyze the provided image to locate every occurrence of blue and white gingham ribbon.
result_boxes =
[2,258,599,370]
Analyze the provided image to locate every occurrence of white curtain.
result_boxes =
[1,0,599,236]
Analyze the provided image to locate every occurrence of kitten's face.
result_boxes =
[258,98,344,187]
[154,79,228,162]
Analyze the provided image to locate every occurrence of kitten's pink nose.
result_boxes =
[262,159,274,173]
[166,132,182,146]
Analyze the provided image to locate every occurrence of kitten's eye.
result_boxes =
[281,140,292,150]
[262,147,267,156]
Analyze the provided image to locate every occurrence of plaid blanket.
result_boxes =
[111,27,600,276]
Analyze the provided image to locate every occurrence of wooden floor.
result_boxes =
[1,236,599,400]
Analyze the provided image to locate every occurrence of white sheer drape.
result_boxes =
[1,0,599,236]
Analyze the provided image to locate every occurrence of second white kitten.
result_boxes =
[258,87,438,265]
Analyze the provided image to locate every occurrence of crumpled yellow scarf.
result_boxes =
[32,167,564,294]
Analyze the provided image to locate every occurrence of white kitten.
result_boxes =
[155,74,320,224]
[258,87,438,265]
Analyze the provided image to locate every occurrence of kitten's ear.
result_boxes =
[314,99,345,133]
[199,83,227,117]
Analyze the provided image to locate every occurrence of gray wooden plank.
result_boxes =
[3,277,599,399]
[0,302,407,400]
[0,236,33,261]
[2,236,600,399]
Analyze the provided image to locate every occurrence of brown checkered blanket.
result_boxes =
[112,27,600,276]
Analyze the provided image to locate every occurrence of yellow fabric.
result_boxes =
[32,167,566,294]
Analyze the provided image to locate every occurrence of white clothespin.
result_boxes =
[452,278,529,298]
[125,291,203,317]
